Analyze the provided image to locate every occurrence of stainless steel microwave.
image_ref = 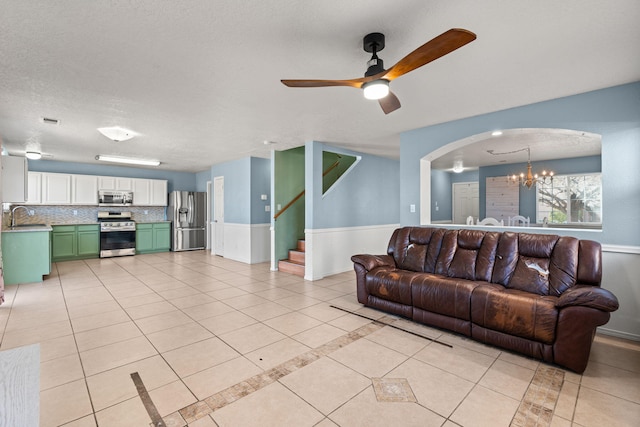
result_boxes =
[98,190,133,206]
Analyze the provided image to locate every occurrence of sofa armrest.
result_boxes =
[556,285,619,312]
[351,254,395,272]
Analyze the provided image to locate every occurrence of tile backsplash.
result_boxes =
[3,205,167,227]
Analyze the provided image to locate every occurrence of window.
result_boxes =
[536,173,602,224]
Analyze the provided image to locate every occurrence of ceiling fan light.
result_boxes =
[96,155,160,166]
[362,79,389,100]
[25,151,42,160]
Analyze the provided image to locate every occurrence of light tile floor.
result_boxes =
[0,251,639,426]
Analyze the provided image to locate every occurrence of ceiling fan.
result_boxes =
[281,28,476,114]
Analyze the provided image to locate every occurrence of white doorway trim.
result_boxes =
[206,180,212,250]
[213,176,224,256]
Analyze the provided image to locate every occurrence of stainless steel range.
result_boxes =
[98,211,136,258]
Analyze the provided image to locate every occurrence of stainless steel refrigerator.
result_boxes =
[168,191,207,251]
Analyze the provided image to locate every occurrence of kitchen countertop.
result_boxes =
[2,224,53,233]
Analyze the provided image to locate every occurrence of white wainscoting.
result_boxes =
[599,245,640,341]
[304,224,399,281]
[219,223,270,264]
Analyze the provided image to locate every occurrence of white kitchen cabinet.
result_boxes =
[72,174,98,205]
[1,155,28,203]
[98,176,115,190]
[27,172,42,204]
[132,178,151,205]
[130,179,167,206]
[43,173,71,204]
[150,179,168,206]
[98,176,132,190]
[115,178,132,190]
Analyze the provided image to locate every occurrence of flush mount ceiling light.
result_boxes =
[97,126,137,142]
[491,130,503,136]
[452,160,464,173]
[25,151,42,160]
[362,79,390,100]
[95,155,160,167]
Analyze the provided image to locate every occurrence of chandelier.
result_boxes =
[489,146,554,189]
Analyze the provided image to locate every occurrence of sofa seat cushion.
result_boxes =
[471,284,558,344]
[412,275,484,320]
[365,267,416,305]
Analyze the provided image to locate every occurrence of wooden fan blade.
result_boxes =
[281,78,365,88]
[379,91,401,114]
[383,28,476,81]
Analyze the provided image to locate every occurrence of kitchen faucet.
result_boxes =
[10,205,31,227]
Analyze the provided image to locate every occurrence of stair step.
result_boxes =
[297,240,305,251]
[288,250,305,264]
[278,259,305,277]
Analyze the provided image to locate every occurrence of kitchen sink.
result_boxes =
[11,223,48,228]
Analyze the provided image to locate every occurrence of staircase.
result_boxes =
[278,240,305,277]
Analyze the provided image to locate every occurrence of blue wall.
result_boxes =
[306,141,400,229]
[400,82,640,246]
[250,157,271,224]
[195,169,211,192]
[430,169,451,221]
[211,157,250,224]
[210,156,271,225]
[28,159,197,193]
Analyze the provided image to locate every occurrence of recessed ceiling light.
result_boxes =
[263,140,277,145]
[95,155,160,166]
[25,151,42,160]
[97,126,137,142]
[491,130,503,136]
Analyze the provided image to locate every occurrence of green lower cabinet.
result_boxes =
[77,225,100,257]
[51,224,100,262]
[136,222,171,254]
[1,230,51,285]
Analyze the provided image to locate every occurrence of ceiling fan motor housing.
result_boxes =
[363,32,386,76]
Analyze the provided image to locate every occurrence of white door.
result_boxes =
[453,182,479,224]
[213,176,224,256]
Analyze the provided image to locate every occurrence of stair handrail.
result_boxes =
[274,156,342,221]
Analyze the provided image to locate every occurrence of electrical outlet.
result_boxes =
[410,204,416,213]
[261,194,268,200]
[73,210,78,216]
[265,205,270,212]
[29,209,35,215]
[144,210,148,215]
[277,204,281,211]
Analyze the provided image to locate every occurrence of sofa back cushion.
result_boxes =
[388,227,445,272]
[492,232,580,296]
[435,229,500,281]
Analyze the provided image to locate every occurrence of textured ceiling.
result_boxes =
[0,1,639,172]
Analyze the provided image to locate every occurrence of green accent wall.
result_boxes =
[274,147,305,262]
[322,151,357,194]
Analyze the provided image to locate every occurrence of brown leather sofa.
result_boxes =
[351,227,619,373]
